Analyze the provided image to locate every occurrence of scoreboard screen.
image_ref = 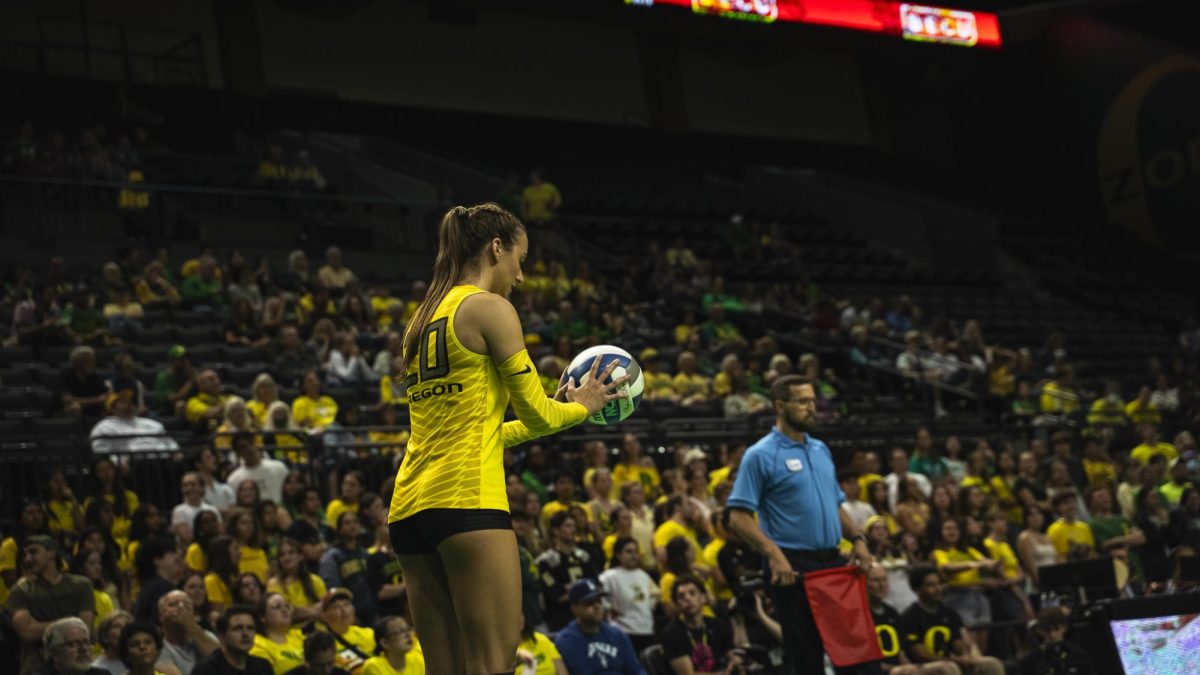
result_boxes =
[624,0,1002,48]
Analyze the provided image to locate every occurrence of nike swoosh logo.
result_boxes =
[508,364,532,377]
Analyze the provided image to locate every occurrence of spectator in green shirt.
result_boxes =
[181,256,224,309]
[154,345,196,417]
[908,427,948,481]
[1087,484,1145,583]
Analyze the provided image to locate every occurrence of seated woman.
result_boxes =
[932,517,1002,652]
[326,332,377,386]
[291,371,338,433]
[263,400,307,464]
[214,396,259,453]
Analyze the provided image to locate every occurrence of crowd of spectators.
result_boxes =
[1,217,1199,674]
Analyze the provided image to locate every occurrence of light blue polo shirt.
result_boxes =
[727,426,845,551]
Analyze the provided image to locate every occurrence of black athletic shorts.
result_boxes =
[388,508,512,556]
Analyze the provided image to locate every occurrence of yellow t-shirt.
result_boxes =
[989,475,1022,524]
[330,625,376,664]
[247,399,273,426]
[645,371,676,401]
[983,537,1020,581]
[326,500,360,529]
[611,463,661,499]
[205,573,233,606]
[46,499,77,535]
[389,286,586,521]
[522,182,561,223]
[1124,400,1162,427]
[82,492,139,546]
[858,474,884,501]
[186,542,208,572]
[93,589,115,632]
[540,500,590,534]
[186,393,231,426]
[1040,382,1079,414]
[932,546,986,587]
[1046,519,1095,558]
[240,546,270,583]
[653,520,700,555]
[251,630,306,675]
[1130,442,1178,466]
[515,632,561,675]
[362,653,426,675]
[292,395,338,429]
[1083,459,1118,488]
[707,465,732,495]
[701,538,730,600]
[380,375,408,407]
[267,574,327,610]
[672,373,711,400]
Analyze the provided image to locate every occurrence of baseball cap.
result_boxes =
[322,587,353,609]
[167,345,187,359]
[286,520,322,546]
[568,578,607,604]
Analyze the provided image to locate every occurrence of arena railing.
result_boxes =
[0,173,410,249]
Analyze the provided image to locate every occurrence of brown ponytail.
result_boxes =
[401,203,524,378]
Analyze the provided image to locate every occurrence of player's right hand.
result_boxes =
[566,356,632,416]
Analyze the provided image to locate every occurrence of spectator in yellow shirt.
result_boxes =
[540,473,590,539]
[292,371,338,431]
[1039,368,1080,415]
[1046,492,1094,562]
[1129,424,1178,465]
[247,373,280,427]
[672,351,712,407]
[653,496,701,565]
[610,433,661,500]
[257,145,288,186]
[316,246,356,292]
[1124,386,1162,427]
[185,370,230,432]
[363,616,425,675]
[520,168,561,226]
[1087,381,1127,429]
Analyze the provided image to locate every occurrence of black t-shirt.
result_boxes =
[283,668,350,675]
[58,368,107,414]
[716,541,763,592]
[134,576,175,624]
[871,602,906,665]
[899,603,963,660]
[1018,639,1095,675]
[192,651,274,675]
[661,617,735,671]
[536,547,598,631]
[366,548,405,619]
[1015,477,1047,504]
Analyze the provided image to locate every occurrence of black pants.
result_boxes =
[766,549,883,675]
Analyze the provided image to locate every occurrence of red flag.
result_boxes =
[803,565,884,667]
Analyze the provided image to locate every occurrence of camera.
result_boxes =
[735,572,766,616]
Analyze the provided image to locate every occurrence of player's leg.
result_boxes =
[397,552,465,675]
[438,528,523,675]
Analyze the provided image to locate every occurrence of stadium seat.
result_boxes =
[29,417,84,437]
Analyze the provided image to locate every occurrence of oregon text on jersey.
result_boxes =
[407,381,464,402]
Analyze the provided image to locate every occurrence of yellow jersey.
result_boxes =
[933,546,987,587]
[390,286,587,520]
[267,574,326,610]
[515,632,561,675]
[251,630,306,675]
[363,652,426,675]
[1047,519,1095,558]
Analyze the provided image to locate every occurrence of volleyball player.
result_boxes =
[387,203,628,675]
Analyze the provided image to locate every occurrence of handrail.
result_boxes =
[0,173,406,206]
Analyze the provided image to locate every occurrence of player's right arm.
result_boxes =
[465,294,627,443]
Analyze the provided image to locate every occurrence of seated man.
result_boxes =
[867,564,958,675]
[192,606,272,675]
[283,633,349,675]
[185,370,230,433]
[90,391,180,454]
[34,617,108,675]
[552,579,643,675]
[900,567,1003,675]
[661,575,741,675]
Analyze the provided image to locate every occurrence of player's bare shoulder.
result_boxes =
[456,290,519,353]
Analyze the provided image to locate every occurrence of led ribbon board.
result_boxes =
[626,0,1002,48]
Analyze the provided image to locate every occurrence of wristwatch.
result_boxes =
[850,534,867,544]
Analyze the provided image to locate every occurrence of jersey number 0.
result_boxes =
[406,317,450,389]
